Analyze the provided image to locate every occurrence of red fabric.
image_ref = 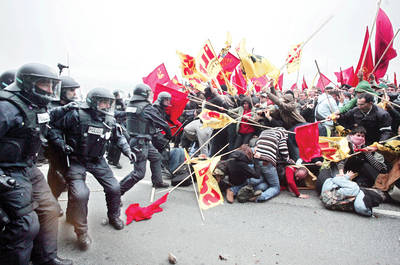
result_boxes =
[125,193,169,224]
[285,166,300,197]
[142,63,170,92]
[351,27,374,86]
[153,83,189,122]
[295,122,321,162]
[374,8,397,80]
[216,52,240,86]
[251,75,269,92]
[166,75,185,91]
[316,73,332,93]
[238,110,255,134]
[231,65,247,95]
[290,83,297,91]
[301,76,308,91]
[275,73,284,91]
[335,67,354,85]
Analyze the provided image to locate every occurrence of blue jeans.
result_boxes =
[248,161,280,202]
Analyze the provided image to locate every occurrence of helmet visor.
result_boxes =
[33,78,61,101]
[96,97,115,115]
[65,87,82,102]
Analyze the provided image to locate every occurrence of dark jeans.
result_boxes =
[66,157,121,235]
[234,132,254,149]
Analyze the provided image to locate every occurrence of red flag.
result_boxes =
[290,83,297,91]
[351,27,374,86]
[334,67,354,86]
[275,73,284,91]
[301,76,308,91]
[231,65,247,95]
[316,73,332,92]
[295,122,321,162]
[142,63,170,92]
[374,8,397,80]
[153,83,189,122]
[216,52,240,86]
[251,75,269,92]
[165,75,185,91]
[394,72,398,87]
[125,193,169,224]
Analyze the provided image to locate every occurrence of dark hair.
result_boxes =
[240,96,252,108]
[358,93,374,103]
[341,84,352,90]
[238,144,253,160]
[350,126,367,135]
[284,90,294,97]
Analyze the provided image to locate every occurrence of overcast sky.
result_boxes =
[1,0,399,95]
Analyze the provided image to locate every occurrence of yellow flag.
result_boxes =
[176,51,208,81]
[319,137,351,162]
[286,42,303,74]
[199,109,236,129]
[192,156,224,210]
[197,40,223,78]
[236,38,280,81]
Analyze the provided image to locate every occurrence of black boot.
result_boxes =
[109,217,124,230]
[77,233,92,251]
[153,181,169,188]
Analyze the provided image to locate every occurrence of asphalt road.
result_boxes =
[39,156,400,265]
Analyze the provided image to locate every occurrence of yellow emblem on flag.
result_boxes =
[319,137,351,162]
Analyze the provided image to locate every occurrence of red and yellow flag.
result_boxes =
[319,137,351,162]
[192,156,224,210]
[286,43,303,74]
[142,63,170,92]
[197,40,222,79]
[177,51,208,81]
[199,109,236,129]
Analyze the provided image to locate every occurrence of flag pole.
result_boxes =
[371,28,400,74]
[315,60,335,113]
[186,161,205,222]
[360,0,382,72]
[279,15,334,71]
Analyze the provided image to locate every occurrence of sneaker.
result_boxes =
[226,188,234,203]
[109,217,124,230]
[114,163,122,169]
[153,182,169,188]
[77,233,92,251]
[40,256,73,265]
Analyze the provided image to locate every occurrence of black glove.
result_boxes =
[0,174,19,192]
[63,144,74,155]
[62,101,79,111]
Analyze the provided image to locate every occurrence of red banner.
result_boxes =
[142,63,170,92]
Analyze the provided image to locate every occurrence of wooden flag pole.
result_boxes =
[187,161,205,222]
[360,0,382,71]
[372,28,400,74]
[315,60,335,114]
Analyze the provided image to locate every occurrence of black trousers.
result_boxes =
[0,166,60,265]
[66,157,121,235]
[106,142,122,165]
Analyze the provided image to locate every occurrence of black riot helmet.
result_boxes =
[132,83,151,101]
[86,87,115,115]
[15,63,61,106]
[60,76,80,103]
[156,91,172,107]
[0,69,16,89]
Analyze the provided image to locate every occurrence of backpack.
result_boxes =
[320,188,355,212]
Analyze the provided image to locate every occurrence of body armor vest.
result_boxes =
[126,100,154,138]
[0,90,49,167]
[68,109,113,159]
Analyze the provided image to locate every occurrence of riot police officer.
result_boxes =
[47,76,81,199]
[49,87,134,251]
[107,89,126,169]
[120,84,171,196]
[0,69,16,89]
[0,63,72,265]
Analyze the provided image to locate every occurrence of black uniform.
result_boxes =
[106,98,126,167]
[0,89,61,265]
[120,98,171,195]
[50,105,131,236]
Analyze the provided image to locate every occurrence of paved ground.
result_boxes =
[39,156,400,265]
